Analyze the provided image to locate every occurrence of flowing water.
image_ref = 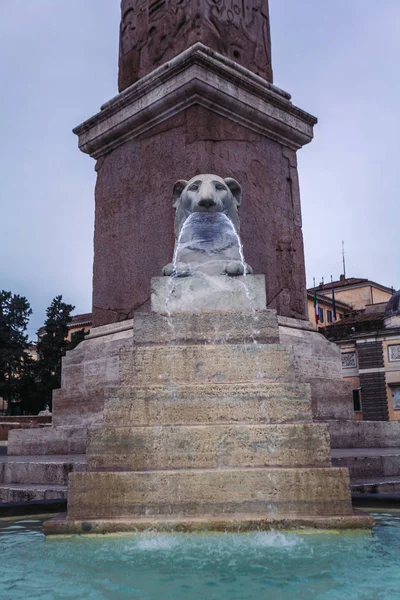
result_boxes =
[1,513,400,599]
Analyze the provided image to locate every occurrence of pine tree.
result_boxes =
[0,291,32,411]
[35,295,75,410]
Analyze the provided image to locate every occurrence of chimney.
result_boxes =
[340,274,345,282]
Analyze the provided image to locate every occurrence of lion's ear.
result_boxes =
[224,178,242,207]
[172,180,188,208]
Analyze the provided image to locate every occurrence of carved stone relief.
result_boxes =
[341,352,357,370]
[388,345,400,362]
[118,0,273,91]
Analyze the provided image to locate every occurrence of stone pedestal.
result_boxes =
[74,44,317,327]
[44,276,373,535]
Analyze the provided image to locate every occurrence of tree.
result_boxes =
[0,291,32,411]
[34,295,75,411]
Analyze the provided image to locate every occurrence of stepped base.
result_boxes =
[351,476,400,495]
[0,483,67,503]
[104,382,312,426]
[44,512,374,536]
[7,427,88,456]
[332,448,400,479]
[67,467,353,520]
[87,424,331,470]
[0,455,86,485]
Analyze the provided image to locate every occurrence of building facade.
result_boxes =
[321,282,400,422]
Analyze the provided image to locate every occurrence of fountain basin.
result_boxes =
[2,513,399,600]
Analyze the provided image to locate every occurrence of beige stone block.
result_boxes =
[87,423,331,471]
[151,275,267,314]
[120,344,293,385]
[133,310,279,345]
[44,512,375,536]
[68,467,352,519]
[7,427,88,456]
[103,382,312,426]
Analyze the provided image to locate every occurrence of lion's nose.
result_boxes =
[198,198,216,209]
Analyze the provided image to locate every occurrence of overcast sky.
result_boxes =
[1,1,399,337]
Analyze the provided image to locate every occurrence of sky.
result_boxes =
[0,0,399,338]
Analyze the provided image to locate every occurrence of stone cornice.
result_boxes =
[74,43,317,158]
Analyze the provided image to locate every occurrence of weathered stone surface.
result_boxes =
[87,423,331,471]
[7,427,88,456]
[309,378,354,421]
[44,512,375,536]
[0,416,51,442]
[103,382,313,426]
[118,0,273,90]
[48,321,134,426]
[352,477,400,495]
[67,467,352,519]
[133,310,279,345]
[151,275,266,313]
[0,455,86,486]
[332,448,400,480]
[328,420,400,449]
[120,343,294,385]
[279,319,355,420]
[0,484,67,504]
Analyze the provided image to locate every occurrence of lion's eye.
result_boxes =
[188,184,199,191]
[215,183,226,191]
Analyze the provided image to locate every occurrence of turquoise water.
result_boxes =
[1,514,400,599]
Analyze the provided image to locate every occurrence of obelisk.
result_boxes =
[118,0,273,90]
[74,0,317,327]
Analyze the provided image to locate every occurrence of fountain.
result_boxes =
[44,175,372,535]
[2,1,376,537]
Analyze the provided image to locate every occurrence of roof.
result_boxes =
[323,308,386,340]
[308,277,394,295]
[68,313,92,327]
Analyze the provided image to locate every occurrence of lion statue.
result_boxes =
[162,174,253,277]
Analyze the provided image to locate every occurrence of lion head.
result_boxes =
[172,174,242,238]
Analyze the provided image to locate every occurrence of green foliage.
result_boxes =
[34,295,75,411]
[0,290,32,407]
[1,292,87,414]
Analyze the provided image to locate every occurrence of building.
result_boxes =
[37,313,92,342]
[307,290,351,328]
[323,288,400,422]
[309,276,394,314]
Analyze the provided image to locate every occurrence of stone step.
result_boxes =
[150,275,267,314]
[87,423,330,471]
[103,382,313,426]
[68,467,352,520]
[120,344,293,385]
[7,427,88,456]
[351,476,400,495]
[0,455,86,485]
[331,448,400,479]
[0,483,67,503]
[133,310,279,346]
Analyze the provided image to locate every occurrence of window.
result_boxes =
[353,389,362,412]
[327,310,333,323]
[392,386,400,410]
[339,314,344,319]
[318,307,324,323]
